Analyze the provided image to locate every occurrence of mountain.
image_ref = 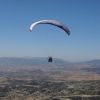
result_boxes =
[74,59,100,64]
[0,57,100,69]
[0,57,69,67]
[79,59,100,74]
[84,59,100,64]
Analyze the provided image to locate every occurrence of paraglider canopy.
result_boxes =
[29,20,70,35]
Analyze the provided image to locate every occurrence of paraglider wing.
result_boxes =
[29,20,70,35]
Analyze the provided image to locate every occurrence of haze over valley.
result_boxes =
[0,57,100,100]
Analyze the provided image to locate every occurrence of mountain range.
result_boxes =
[0,57,100,67]
[0,57,69,67]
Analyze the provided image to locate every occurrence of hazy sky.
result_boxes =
[0,0,100,62]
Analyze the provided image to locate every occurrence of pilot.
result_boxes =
[47,57,52,62]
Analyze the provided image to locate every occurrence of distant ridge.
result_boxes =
[0,57,100,68]
[79,59,100,64]
[0,57,69,67]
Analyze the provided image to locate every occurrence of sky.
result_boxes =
[0,0,100,62]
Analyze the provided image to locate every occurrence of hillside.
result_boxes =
[0,57,100,100]
[0,57,69,67]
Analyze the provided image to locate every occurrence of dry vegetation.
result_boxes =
[0,62,100,100]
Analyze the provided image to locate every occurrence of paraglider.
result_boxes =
[29,20,70,62]
[47,57,52,62]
